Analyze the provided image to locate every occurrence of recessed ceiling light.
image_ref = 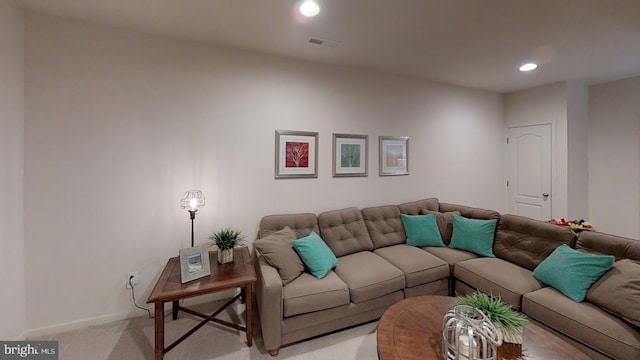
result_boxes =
[299,1,320,17]
[519,63,538,72]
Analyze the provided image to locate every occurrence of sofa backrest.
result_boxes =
[318,207,374,257]
[420,209,460,245]
[439,202,500,220]
[258,213,319,239]
[397,198,439,215]
[495,214,577,271]
[361,205,405,249]
[576,231,640,261]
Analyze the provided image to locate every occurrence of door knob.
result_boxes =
[542,193,549,198]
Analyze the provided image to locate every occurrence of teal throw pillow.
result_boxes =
[292,231,339,279]
[401,214,445,247]
[449,215,497,257]
[533,244,614,302]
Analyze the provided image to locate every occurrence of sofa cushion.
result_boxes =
[421,209,460,245]
[449,215,497,257]
[362,205,405,249]
[401,214,445,247]
[523,287,640,360]
[293,231,339,279]
[532,244,614,302]
[587,259,640,327]
[318,207,374,257]
[576,231,640,261]
[454,257,543,309]
[397,198,440,215]
[423,247,479,268]
[259,213,319,239]
[334,251,405,303]
[494,214,577,271]
[374,244,449,288]
[282,271,350,317]
[253,226,304,285]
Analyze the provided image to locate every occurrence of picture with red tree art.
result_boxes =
[285,141,309,168]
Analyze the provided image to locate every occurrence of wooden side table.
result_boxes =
[147,247,256,360]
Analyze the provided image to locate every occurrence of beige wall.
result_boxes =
[566,81,589,219]
[589,76,640,238]
[24,14,504,334]
[0,0,26,340]
[506,78,639,239]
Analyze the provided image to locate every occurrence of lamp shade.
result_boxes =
[180,190,205,211]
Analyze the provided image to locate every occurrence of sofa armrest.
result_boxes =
[253,249,284,352]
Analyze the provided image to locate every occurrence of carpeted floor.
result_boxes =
[31,298,379,360]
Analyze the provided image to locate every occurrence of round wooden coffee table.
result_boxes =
[377,295,590,360]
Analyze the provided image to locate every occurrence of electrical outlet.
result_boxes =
[127,271,138,289]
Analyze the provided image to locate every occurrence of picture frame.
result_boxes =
[333,133,368,177]
[275,130,319,179]
[179,244,211,283]
[379,136,409,176]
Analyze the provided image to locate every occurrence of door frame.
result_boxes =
[504,123,553,218]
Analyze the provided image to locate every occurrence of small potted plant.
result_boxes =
[453,291,527,344]
[209,228,244,264]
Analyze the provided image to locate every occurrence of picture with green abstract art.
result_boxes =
[333,134,368,177]
[341,144,361,167]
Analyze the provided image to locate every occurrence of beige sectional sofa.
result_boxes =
[252,198,640,359]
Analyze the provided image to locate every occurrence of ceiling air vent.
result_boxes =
[308,37,339,48]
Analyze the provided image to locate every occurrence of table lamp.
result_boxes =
[180,190,205,247]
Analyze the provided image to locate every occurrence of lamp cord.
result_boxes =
[128,276,178,319]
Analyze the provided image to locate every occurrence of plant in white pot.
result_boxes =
[453,291,528,344]
[209,228,244,264]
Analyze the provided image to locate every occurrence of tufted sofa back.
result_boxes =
[439,202,500,220]
[397,198,440,215]
[576,231,640,261]
[361,205,405,249]
[495,214,577,271]
[318,207,373,257]
[258,213,319,239]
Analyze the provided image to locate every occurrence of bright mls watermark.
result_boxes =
[1,341,58,359]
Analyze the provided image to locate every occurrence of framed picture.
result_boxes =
[333,133,368,177]
[275,130,318,179]
[379,136,409,176]
[179,244,211,283]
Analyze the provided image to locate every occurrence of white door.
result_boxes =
[507,124,552,220]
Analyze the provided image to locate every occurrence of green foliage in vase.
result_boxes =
[209,228,244,250]
[453,291,527,330]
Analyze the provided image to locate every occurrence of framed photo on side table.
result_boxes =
[379,136,409,176]
[179,244,211,283]
[333,133,368,177]
[275,130,318,179]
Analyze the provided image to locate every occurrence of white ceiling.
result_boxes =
[16,0,640,93]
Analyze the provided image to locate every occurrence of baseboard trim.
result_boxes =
[24,308,149,339]
[23,289,237,339]
[16,331,28,341]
